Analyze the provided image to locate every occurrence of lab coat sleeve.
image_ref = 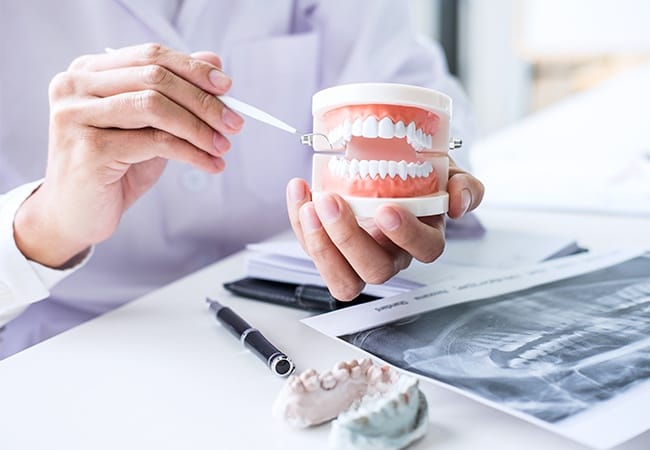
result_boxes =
[298,0,477,169]
[0,181,92,326]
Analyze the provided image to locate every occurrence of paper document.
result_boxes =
[303,250,650,449]
[245,228,580,296]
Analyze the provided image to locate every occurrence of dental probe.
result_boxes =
[217,95,334,150]
[104,48,332,150]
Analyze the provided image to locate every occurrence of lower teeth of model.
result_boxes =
[328,157,433,180]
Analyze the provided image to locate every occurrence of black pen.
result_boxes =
[223,277,380,312]
[206,298,295,377]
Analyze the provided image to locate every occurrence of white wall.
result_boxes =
[457,0,531,137]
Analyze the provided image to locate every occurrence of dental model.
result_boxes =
[272,358,429,450]
[329,373,429,450]
[311,83,458,217]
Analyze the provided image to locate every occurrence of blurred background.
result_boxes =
[408,0,650,215]
[409,0,650,136]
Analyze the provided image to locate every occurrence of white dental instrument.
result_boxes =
[217,95,332,149]
[105,47,331,149]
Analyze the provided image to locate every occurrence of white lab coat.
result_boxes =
[0,0,475,357]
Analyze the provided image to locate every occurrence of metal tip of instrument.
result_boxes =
[300,132,338,152]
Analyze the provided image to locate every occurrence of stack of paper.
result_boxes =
[245,228,581,297]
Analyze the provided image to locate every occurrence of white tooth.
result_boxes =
[427,134,432,148]
[423,161,433,176]
[416,164,426,177]
[319,372,337,390]
[378,160,388,179]
[368,160,379,178]
[333,368,349,382]
[359,358,373,373]
[335,128,345,144]
[388,161,397,178]
[394,121,406,138]
[339,159,348,177]
[351,118,363,136]
[378,117,394,139]
[406,122,416,140]
[349,158,360,177]
[398,161,408,180]
[367,366,383,383]
[362,116,378,138]
[335,361,349,371]
[333,159,341,176]
[407,163,416,177]
[328,156,337,173]
[343,119,352,140]
[359,160,369,178]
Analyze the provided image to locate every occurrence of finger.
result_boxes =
[69,43,233,96]
[286,178,312,253]
[314,193,399,286]
[298,202,365,301]
[75,66,242,136]
[89,127,224,174]
[190,51,223,69]
[375,205,446,263]
[447,162,485,219]
[69,90,223,158]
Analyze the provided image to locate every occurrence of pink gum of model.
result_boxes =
[310,83,454,217]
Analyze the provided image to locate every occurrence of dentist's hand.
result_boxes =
[14,43,243,268]
[286,162,484,301]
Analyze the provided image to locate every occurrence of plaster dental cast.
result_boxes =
[0,1,484,357]
[273,358,428,450]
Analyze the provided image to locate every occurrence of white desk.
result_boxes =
[0,208,648,450]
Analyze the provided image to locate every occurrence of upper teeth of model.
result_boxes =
[327,117,433,151]
[329,157,433,180]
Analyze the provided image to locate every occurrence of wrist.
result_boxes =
[13,186,90,269]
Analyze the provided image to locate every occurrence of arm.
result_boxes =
[2,44,243,321]
[0,181,91,326]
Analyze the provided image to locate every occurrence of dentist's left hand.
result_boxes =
[286,162,484,301]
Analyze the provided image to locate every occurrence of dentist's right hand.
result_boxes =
[13,43,243,268]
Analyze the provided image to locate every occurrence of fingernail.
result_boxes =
[213,157,225,171]
[288,179,306,203]
[222,107,244,130]
[209,69,231,90]
[300,204,322,232]
[377,208,401,231]
[315,194,340,224]
[461,189,472,215]
[213,132,230,154]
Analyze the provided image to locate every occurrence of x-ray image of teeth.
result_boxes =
[341,253,650,424]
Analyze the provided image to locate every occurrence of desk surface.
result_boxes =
[0,208,649,450]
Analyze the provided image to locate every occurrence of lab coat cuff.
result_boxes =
[0,180,92,312]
